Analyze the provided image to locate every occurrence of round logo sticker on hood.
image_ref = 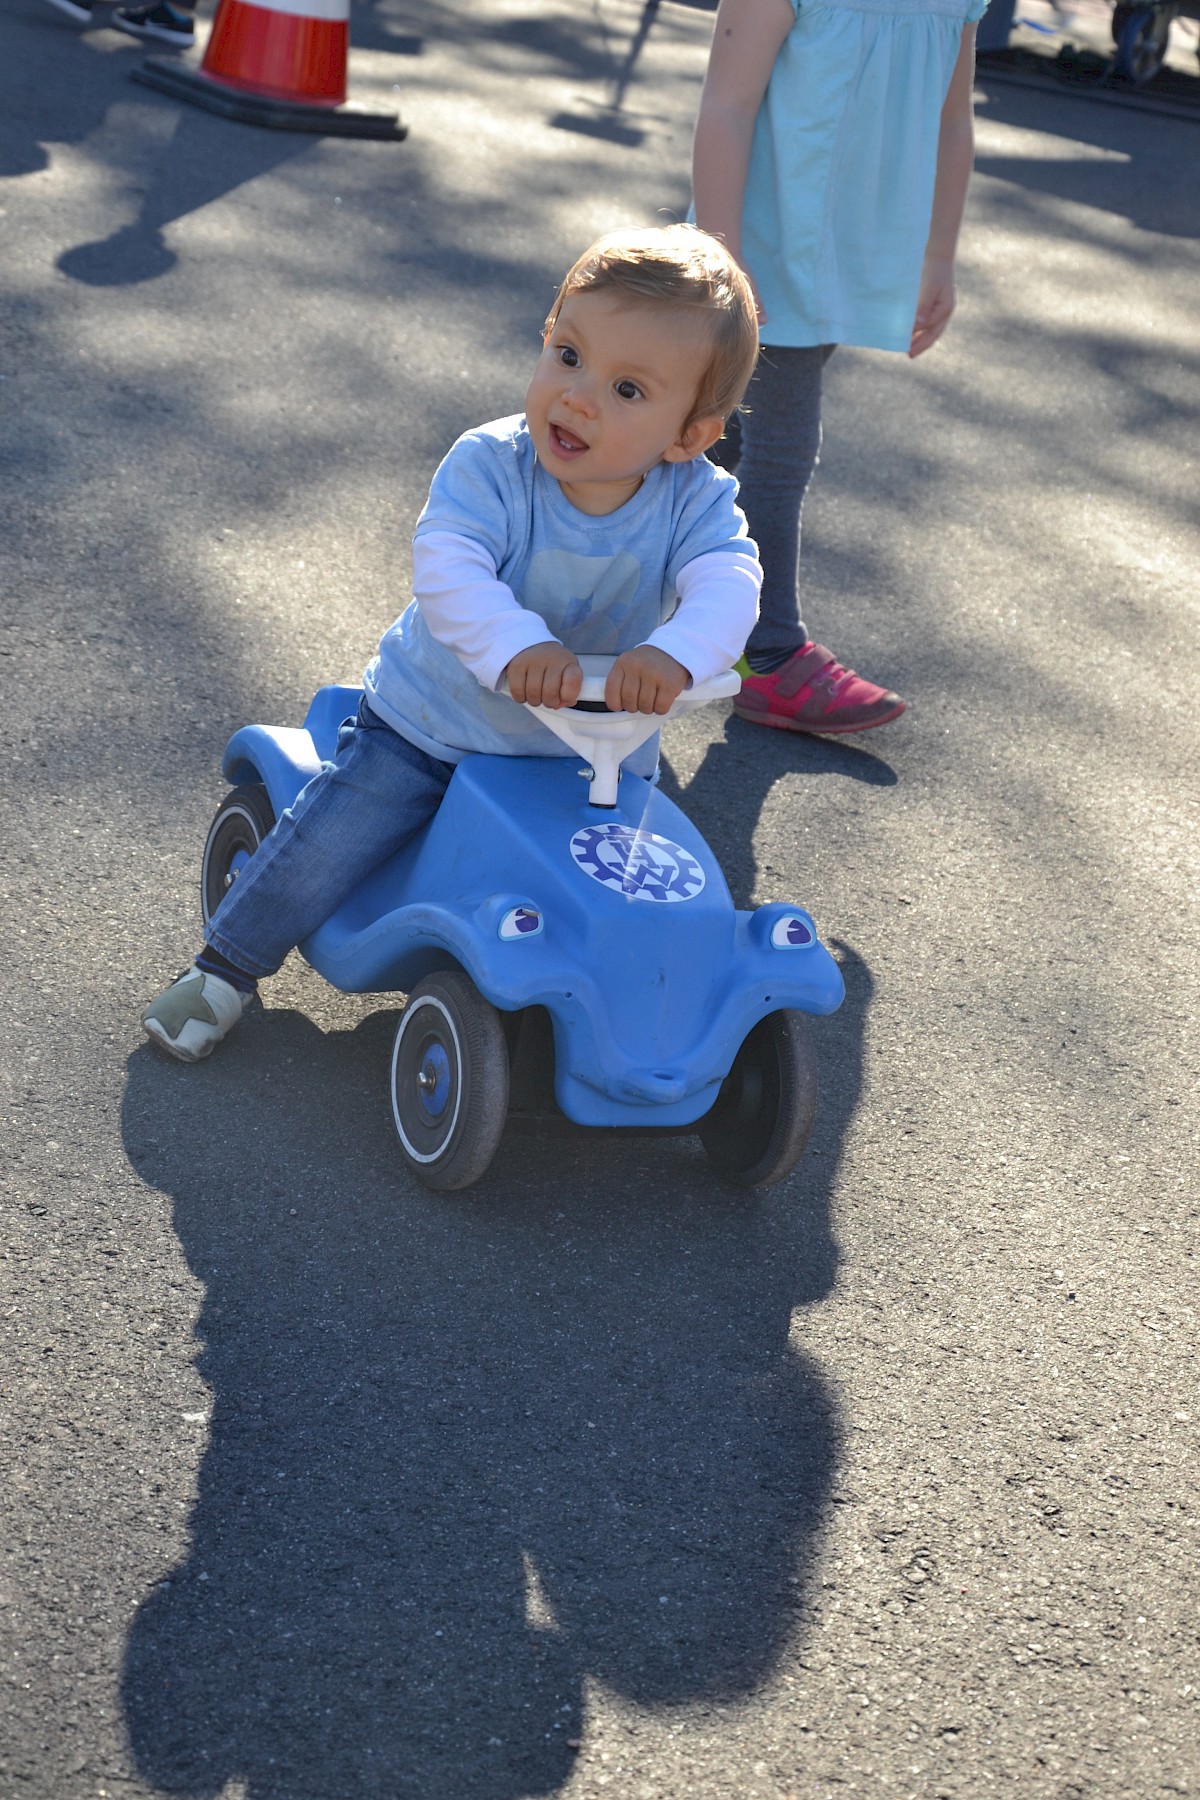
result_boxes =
[569,824,705,903]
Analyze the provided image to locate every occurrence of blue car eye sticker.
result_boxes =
[498,906,544,940]
[770,914,814,948]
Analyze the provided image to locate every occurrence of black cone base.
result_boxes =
[131,58,407,139]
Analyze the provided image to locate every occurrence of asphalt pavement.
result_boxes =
[1,2,1198,1796]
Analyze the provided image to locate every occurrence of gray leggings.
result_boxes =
[713,344,836,662]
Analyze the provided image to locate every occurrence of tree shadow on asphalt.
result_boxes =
[1,3,131,180]
[118,930,870,1798]
[2,14,313,277]
[56,106,311,288]
[972,77,1200,238]
[356,0,708,145]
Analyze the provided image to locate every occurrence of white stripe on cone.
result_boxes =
[224,0,348,20]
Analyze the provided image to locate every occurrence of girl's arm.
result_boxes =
[910,23,977,359]
[692,0,794,317]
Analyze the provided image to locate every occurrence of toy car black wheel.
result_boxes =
[698,1010,818,1189]
[390,970,510,1191]
[201,783,276,929]
[1115,4,1171,81]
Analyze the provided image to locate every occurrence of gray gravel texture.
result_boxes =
[1,2,1197,1797]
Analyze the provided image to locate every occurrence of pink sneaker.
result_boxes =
[734,642,906,735]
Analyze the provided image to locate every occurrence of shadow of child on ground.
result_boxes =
[119,919,870,1797]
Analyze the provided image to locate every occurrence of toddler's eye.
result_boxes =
[615,380,642,401]
[557,345,580,368]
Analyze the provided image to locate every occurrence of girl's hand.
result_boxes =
[909,256,957,358]
[506,642,583,708]
[605,646,689,716]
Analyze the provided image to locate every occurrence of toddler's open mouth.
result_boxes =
[549,422,588,457]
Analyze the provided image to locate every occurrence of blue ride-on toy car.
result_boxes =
[199,657,845,1191]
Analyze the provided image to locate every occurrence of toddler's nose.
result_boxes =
[562,375,598,418]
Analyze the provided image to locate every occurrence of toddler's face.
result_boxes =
[524,291,721,516]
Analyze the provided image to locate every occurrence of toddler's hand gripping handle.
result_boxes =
[502,655,741,807]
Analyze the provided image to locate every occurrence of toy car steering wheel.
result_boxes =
[503,654,741,807]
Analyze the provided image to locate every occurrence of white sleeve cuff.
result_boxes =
[643,547,762,684]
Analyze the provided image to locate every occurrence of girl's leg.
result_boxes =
[731,345,906,735]
[737,344,834,666]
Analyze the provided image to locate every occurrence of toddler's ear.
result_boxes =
[663,414,726,463]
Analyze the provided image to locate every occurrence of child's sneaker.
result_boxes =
[734,642,905,735]
[142,968,254,1063]
[111,1,194,42]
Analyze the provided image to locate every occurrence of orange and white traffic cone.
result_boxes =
[131,0,406,139]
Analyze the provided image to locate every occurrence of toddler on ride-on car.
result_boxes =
[143,225,763,1062]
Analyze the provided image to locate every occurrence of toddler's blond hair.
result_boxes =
[545,225,759,431]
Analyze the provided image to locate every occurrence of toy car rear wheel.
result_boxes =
[698,1010,818,1189]
[201,783,276,930]
[390,970,510,1191]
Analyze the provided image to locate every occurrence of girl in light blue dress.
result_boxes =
[693,0,987,734]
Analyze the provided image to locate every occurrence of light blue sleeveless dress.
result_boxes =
[743,0,989,352]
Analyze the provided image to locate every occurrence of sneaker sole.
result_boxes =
[733,700,906,735]
[43,0,94,20]
[111,17,193,40]
[143,1017,218,1062]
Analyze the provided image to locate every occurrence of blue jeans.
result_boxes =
[712,344,836,662]
[206,699,454,980]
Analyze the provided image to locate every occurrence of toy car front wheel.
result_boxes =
[390,971,510,1191]
[1114,4,1172,81]
[201,783,276,929]
[698,1010,818,1189]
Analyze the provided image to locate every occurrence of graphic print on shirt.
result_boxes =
[523,549,643,651]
